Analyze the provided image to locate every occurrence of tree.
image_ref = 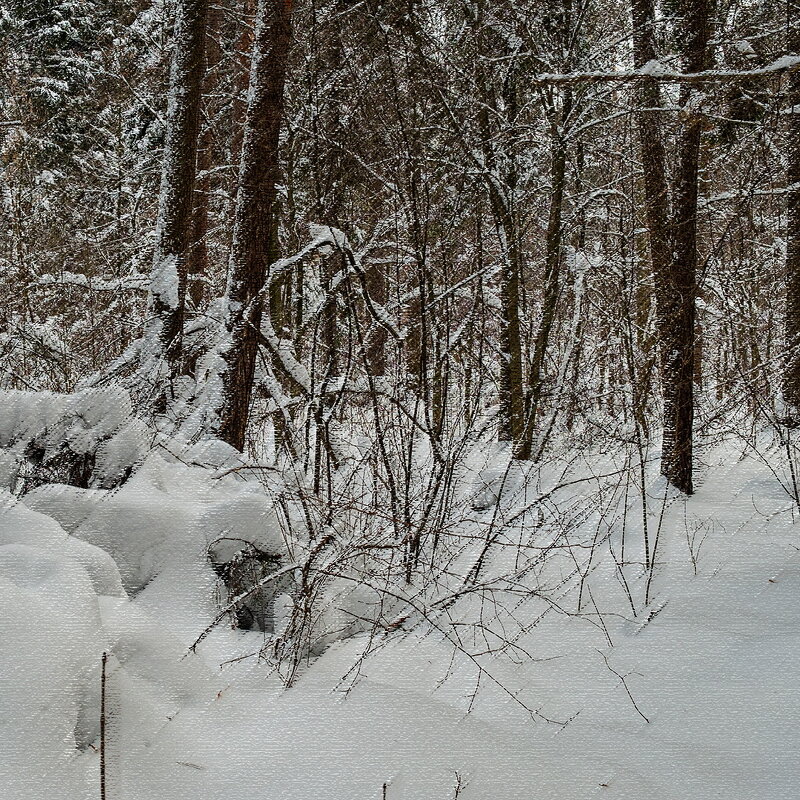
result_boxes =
[783,1,800,414]
[216,0,293,451]
[146,0,209,396]
[186,1,225,313]
[630,0,671,423]
[658,0,710,494]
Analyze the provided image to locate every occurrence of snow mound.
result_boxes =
[73,482,198,594]
[198,491,286,564]
[0,542,107,798]
[23,484,110,533]
[0,492,125,597]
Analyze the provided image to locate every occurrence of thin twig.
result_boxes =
[596,649,649,723]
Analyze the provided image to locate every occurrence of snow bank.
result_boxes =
[73,482,196,594]
[7,418,799,800]
[0,543,106,799]
[0,492,125,597]
[23,484,110,533]
[0,445,289,800]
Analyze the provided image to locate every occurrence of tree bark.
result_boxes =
[147,0,209,389]
[365,258,388,377]
[494,196,526,449]
[187,1,223,312]
[783,2,800,413]
[631,0,673,469]
[217,0,292,451]
[520,92,572,459]
[659,0,710,494]
[474,44,525,450]
[632,0,707,493]
[631,0,672,325]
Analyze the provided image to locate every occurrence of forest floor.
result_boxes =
[2,432,799,800]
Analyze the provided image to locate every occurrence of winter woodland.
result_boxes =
[1,0,800,797]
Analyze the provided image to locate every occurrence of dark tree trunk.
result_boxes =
[148,0,209,387]
[217,0,293,451]
[230,0,258,200]
[783,3,800,413]
[365,259,388,377]
[495,201,526,449]
[631,0,674,470]
[632,0,707,493]
[659,0,710,494]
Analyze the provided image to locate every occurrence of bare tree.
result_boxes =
[186,1,224,313]
[147,0,209,392]
[783,2,800,415]
[217,0,293,450]
[658,0,711,494]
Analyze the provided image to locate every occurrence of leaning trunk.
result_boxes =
[521,95,571,460]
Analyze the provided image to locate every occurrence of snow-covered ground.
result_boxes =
[2,431,799,800]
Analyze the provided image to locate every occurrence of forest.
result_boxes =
[1,0,799,798]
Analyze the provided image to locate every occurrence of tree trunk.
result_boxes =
[631,0,672,339]
[365,259,388,377]
[632,0,706,493]
[496,209,526,449]
[521,93,572,459]
[147,0,209,389]
[187,2,223,312]
[783,3,800,413]
[217,0,292,451]
[229,0,258,204]
[659,0,710,494]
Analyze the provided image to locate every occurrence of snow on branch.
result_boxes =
[531,55,800,86]
[31,272,149,292]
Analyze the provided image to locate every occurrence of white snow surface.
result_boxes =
[1,437,799,799]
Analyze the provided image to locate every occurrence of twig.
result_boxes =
[596,649,649,723]
[100,651,108,800]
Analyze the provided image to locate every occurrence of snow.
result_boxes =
[198,491,286,565]
[0,492,125,597]
[0,388,149,491]
[639,58,671,77]
[308,222,348,251]
[69,453,218,596]
[765,55,800,73]
[0,541,107,799]
[2,432,800,799]
[149,253,180,310]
